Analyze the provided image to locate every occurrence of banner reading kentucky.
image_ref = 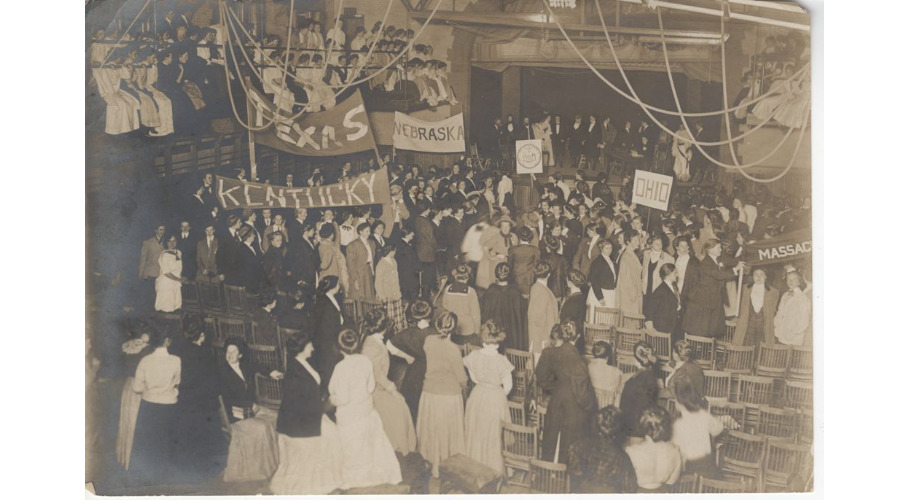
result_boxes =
[742,229,811,265]
[216,167,391,210]
[392,112,466,153]
[247,87,377,156]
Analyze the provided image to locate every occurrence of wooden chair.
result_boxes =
[671,473,699,493]
[736,375,777,431]
[594,388,618,409]
[685,333,716,370]
[502,423,536,487]
[582,323,613,357]
[703,370,732,403]
[722,319,738,343]
[511,370,530,403]
[248,344,282,372]
[620,311,646,330]
[255,373,283,409]
[182,281,201,314]
[217,317,249,344]
[506,349,534,402]
[508,400,526,426]
[787,346,813,381]
[756,342,791,378]
[763,440,811,491]
[615,327,645,358]
[645,330,672,363]
[698,476,752,493]
[716,430,766,490]
[216,395,232,439]
[342,299,357,324]
[716,342,756,375]
[797,409,813,444]
[438,454,503,494]
[709,401,746,431]
[203,315,220,344]
[249,321,278,347]
[534,404,547,458]
[276,327,302,370]
[198,281,225,314]
[224,285,251,317]
[783,380,813,411]
[590,306,621,327]
[529,458,568,493]
[506,349,533,374]
[757,406,799,442]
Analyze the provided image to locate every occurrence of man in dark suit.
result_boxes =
[551,115,567,167]
[234,225,264,294]
[413,201,438,297]
[395,228,421,301]
[581,114,600,170]
[515,116,535,141]
[598,115,617,171]
[573,224,603,279]
[644,264,681,335]
[196,223,222,283]
[176,220,198,279]
[284,208,308,248]
[615,120,636,152]
[567,114,585,167]
[438,204,467,278]
[255,208,273,235]
[218,215,242,285]
[681,239,743,338]
[285,223,319,290]
[139,223,166,281]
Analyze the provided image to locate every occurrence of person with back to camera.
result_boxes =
[440,264,482,346]
[463,319,515,473]
[588,341,623,407]
[568,406,638,493]
[328,328,403,489]
[618,342,662,437]
[480,262,528,352]
[624,405,683,492]
[389,300,437,421]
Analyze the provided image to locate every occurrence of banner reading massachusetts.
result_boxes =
[246,87,377,156]
[216,167,392,210]
[742,229,811,266]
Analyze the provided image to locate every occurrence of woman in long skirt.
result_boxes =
[115,320,154,472]
[417,312,468,477]
[360,309,418,455]
[463,320,514,473]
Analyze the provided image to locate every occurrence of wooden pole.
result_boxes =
[733,266,744,318]
[554,431,562,464]
[248,129,258,181]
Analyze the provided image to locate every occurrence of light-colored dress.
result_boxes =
[616,249,644,317]
[155,251,182,312]
[362,335,417,454]
[671,129,693,182]
[140,65,174,135]
[463,348,514,473]
[417,335,468,477]
[329,354,402,489]
[93,67,140,135]
[774,288,811,346]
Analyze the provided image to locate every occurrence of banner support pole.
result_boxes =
[733,266,744,318]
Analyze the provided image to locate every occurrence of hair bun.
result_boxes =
[435,312,458,336]
[494,262,511,282]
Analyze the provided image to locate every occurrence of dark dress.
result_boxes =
[480,283,528,351]
[218,361,267,423]
[311,296,347,388]
[389,325,437,421]
[535,342,597,464]
[279,308,313,333]
[276,358,325,438]
[568,438,638,494]
[618,367,661,437]
[560,292,587,327]
[262,246,285,293]
[681,256,736,338]
[175,343,225,479]
[544,251,569,299]
[395,240,420,301]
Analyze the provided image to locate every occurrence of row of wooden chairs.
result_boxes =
[671,473,756,494]
[707,401,813,445]
[716,430,813,492]
[501,420,571,492]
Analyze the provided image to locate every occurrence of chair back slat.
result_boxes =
[757,406,799,441]
[529,459,568,494]
[617,355,640,375]
[591,307,621,327]
[685,333,716,370]
[502,423,536,460]
[764,441,811,488]
[582,323,613,357]
[716,342,755,374]
[508,400,526,426]
[797,410,813,444]
[788,346,813,381]
[250,321,278,347]
[783,380,813,411]
[698,476,751,493]
[254,373,283,408]
[709,401,746,431]
[645,330,672,362]
[703,370,732,402]
[182,281,201,313]
[615,327,645,357]
[736,375,776,406]
[224,285,251,317]
[756,342,791,377]
[620,311,645,330]
[217,317,249,345]
[216,395,232,437]
[249,344,282,372]
[198,281,225,313]
[720,430,766,468]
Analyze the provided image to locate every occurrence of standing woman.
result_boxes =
[312,276,349,387]
[417,312,468,478]
[528,261,559,361]
[641,234,675,310]
[375,245,407,334]
[115,320,155,472]
[440,264,482,346]
[270,332,343,494]
[535,322,597,464]
[541,234,569,299]
[463,320,514,473]
[477,217,515,290]
[480,263,528,352]
[328,329,403,489]
[587,239,618,320]
[317,224,349,295]
[616,231,645,319]
[155,234,186,312]
[682,239,744,338]
[389,300,437,421]
[774,270,812,346]
[360,310,418,456]
[129,324,181,486]
[347,222,377,302]
[671,124,693,182]
[733,268,779,346]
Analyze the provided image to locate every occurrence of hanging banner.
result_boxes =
[247,87,377,157]
[515,139,543,174]
[392,112,466,153]
[631,170,674,211]
[216,167,391,210]
[743,229,811,265]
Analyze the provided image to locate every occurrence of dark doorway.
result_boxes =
[469,66,503,156]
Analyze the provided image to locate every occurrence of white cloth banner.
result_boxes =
[392,112,466,153]
[515,139,544,174]
[631,170,674,211]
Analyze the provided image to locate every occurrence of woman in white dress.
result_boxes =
[93,52,140,135]
[360,310,418,455]
[774,271,812,346]
[671,125,693,182]
[155,235,185,313]
[328,329,403,490]
[137,51,174,136]
[302,54,336,111]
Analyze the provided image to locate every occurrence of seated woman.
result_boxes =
[624,406,683,492]
[279,285,314,333]
[588,341,623,407]
[329,329,403,489]
[270,332,343,494]
[360,309,418,456]
[217,339,284,482]
[568,406,638,494]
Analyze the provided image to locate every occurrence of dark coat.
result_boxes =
[508,243,540,296]
[733,284,779,345]
[234,242,263,293]
[262,246,285,292]
[218,361,261,422]
[279,308,313,333]
[414,215,437,263]
[560,292,587,328]
[176,231,198,278]
[618,367,661,436]
[643,282,680,335]
[682,255,736,338]
[285,237,319,289]
[177,343,220,413]
[276,358,325,437]
[535,342,596,464]
[311,296,347,387]
[390,326,437,420]
[588,255,617,301]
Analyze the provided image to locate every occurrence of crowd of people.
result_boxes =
[114,143,813,492]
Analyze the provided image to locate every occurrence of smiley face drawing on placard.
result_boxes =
[516,142,542,172]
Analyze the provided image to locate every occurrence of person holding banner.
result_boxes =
[681,239,745,339]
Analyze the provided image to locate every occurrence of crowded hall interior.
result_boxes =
[85,0,813,495]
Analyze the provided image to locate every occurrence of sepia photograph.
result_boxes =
[84,0,816,495]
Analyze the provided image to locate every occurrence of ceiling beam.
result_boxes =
[618,0,809,31]
[410,9,725,39]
